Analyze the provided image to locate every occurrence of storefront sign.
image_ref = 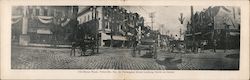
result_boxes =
[37,29,52,34]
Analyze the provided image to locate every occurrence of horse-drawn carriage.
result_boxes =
[168,40,185,53]
[70,19,99,56]
[132,31,158,59]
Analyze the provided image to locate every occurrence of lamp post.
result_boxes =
[149,12,155,30]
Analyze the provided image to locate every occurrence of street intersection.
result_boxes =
[11,46,239,70]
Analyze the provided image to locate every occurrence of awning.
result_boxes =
[12,16,23,24]
[112,36,127,41]
[185,34,192,37]
[104,29,111,33]
[194,32,202,35]
[102,33,127,41]
[185,32,202,37]
[127,32,133,36]
[229,32,240,36]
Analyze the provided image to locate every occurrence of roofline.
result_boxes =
[77,6,91,17]
[77,6,103,17]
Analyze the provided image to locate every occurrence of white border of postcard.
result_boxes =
[1,0,249,80]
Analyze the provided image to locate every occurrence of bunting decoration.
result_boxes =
[12,16,23,24]
[61,19,71,27]
[37,16,54,24]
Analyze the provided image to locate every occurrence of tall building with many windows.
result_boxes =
[77,6,144,47]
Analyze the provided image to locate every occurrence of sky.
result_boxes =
[123,6,210,36]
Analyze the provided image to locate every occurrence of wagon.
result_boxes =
[70,19,99,56]
[132,31,158,59]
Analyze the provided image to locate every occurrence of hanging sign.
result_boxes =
[37,29,52,34]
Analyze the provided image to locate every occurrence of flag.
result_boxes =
[221,6,231,12]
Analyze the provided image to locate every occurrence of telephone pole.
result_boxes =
[149,12,155,30]
[160,24,164,35]
[179,28,182,40]
[191,6,196,52]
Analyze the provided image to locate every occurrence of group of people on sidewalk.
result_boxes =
[159,39,221,53]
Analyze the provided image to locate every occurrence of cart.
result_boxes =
[70,19,99,56]
[132,31,158,59]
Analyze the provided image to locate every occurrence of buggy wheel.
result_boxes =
[132,48,137,57]
[153,52,157,59]
[153,46,157,59]
[132,50,136,57]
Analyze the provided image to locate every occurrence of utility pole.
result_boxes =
[72,6,78,41]
[149,12,155,30]
[110,6,114,47]
[191,6,196,52]
[179,28,182,40]
[178,12,185,40]
[93,6,99,53]
[160,24,164,35]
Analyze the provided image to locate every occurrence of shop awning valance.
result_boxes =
[61,19,71,27]
[11,16,22,24]
[37,16,54,24]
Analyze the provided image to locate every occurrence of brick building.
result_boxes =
[12,6,75,45]
[77,6,145,47]
[185,6,240,50]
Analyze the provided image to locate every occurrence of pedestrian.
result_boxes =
[198,42,201,53]
[131,35,138,57]
[201,40,207,53]
[194,41,198,53]
[213,40,217,53]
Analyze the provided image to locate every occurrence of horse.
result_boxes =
[70,39,96,56]
[70,40,87,56]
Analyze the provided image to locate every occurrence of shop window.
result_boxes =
[90,14,92,20]
[36,9,39,16]
[88,15,90,21]
[84,16,86,22]
[29,8,33,15]
[96,11,99,19]
[48,9,53,16]
[44,9,48,16]
[105,22,109,29]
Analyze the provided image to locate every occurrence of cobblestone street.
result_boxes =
[11,46,239,70]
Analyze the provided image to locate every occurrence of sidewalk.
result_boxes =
[11,42,132,50]
[12,42,72,48]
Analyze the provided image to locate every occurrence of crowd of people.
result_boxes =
[159,37,219,54]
